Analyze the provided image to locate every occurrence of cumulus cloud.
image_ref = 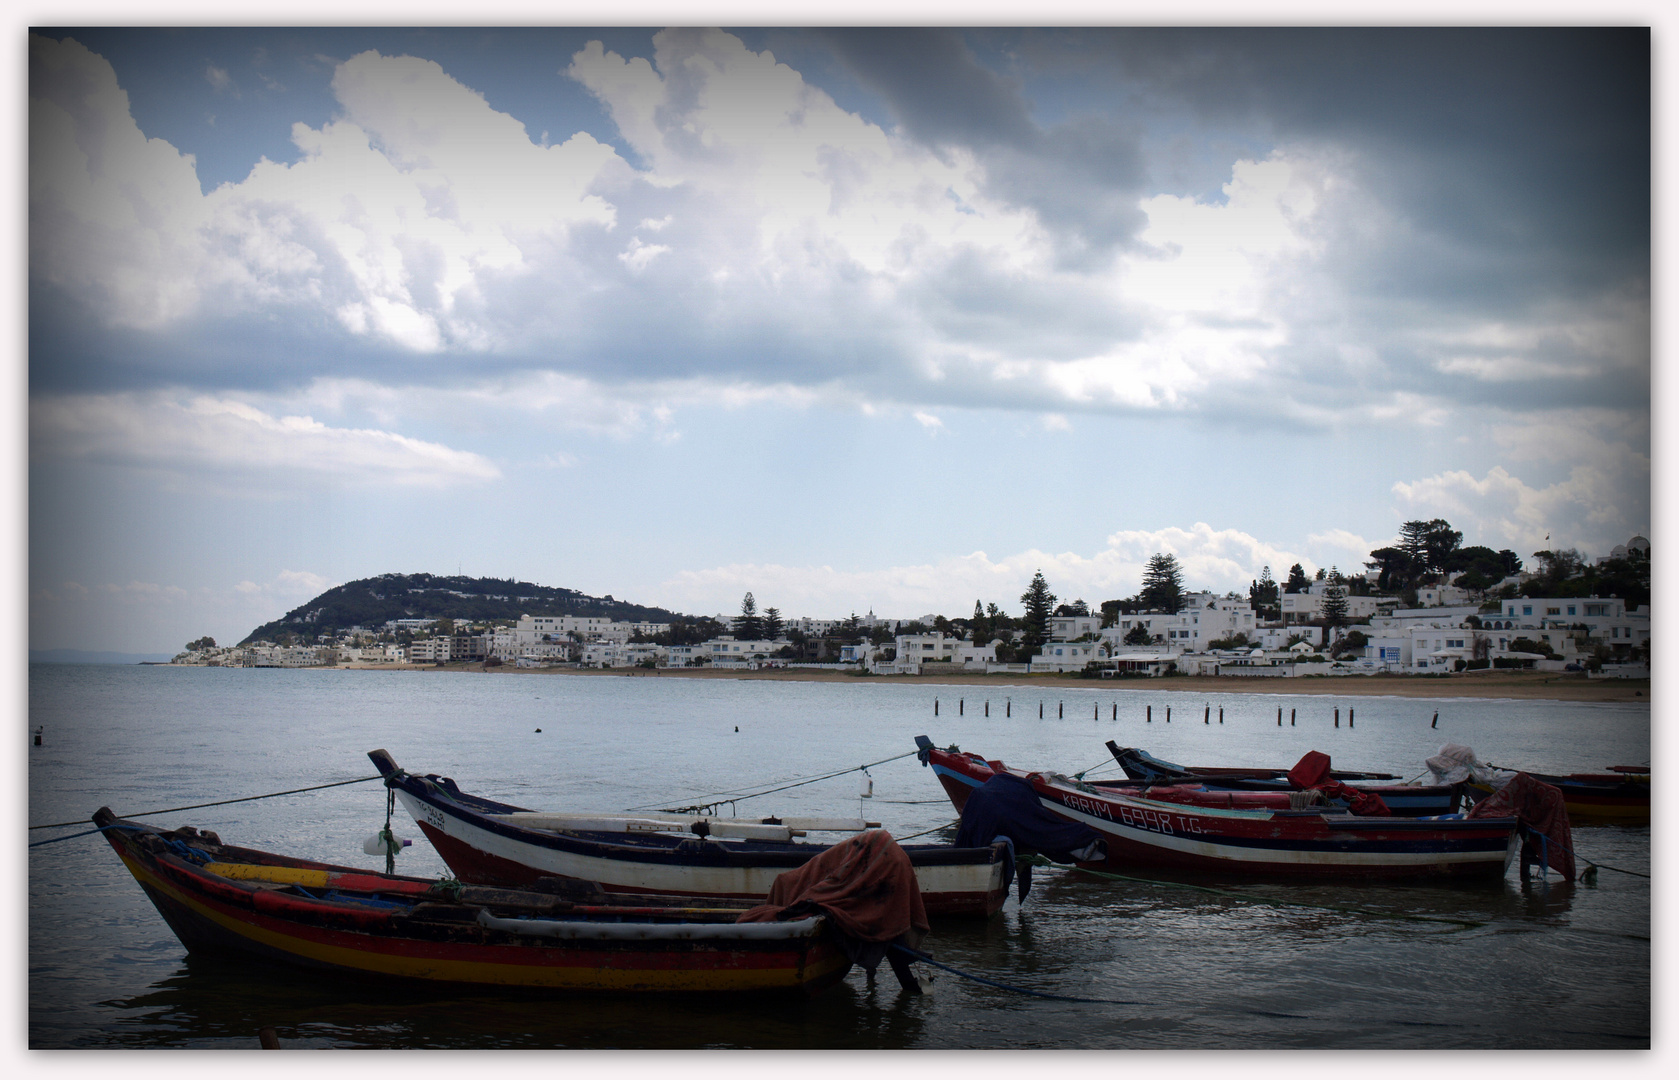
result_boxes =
[659,522,1323,617]
[1391,460,1648,558]
[32,36,620,349]
[30,392,500,487]
[29,28,1648,441]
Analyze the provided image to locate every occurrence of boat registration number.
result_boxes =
[1058,794,1204,836]
[422,805,447,829]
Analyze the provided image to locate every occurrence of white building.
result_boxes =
[1030,640,1103,672]
[1046,614,1103,641]
[1480,596,1650,657]
[1279,591,1384,624]
[894,632,965,665]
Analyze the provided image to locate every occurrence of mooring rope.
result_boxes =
[28,774,385,831]
[888,943,1313,1017]
[630,750,920,814]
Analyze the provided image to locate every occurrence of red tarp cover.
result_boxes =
[737,830,929,948]
[1288,751,1392,816]
[1467,772,1575,881]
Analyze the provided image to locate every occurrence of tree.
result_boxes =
[970,600,993,645]
[1019,570,1057,655]
[1249,566,1279,614]
[1139,553,1184,613]
[762,606,784,640]
[186,635,216,651]
[1283,563,1311,594]
[433,617,455,637]
[735,592,763,641]
[1099,599,1123,628]
[1365,546,1413,592]
[1320,584,1349,629]
[1123,623,1153,646]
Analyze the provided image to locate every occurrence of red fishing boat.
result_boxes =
[94,806,867,995]
[917,738,1523,881]
[372,750,1010,917]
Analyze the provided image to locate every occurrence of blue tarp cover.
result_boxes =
[954,772,1107,899]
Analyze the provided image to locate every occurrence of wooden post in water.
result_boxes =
[1290,708,1296,726]
[1039,701,1044,719]
[1335,707,1340,728]
[1204,705,1209,724]
[985,701,989,717]
[1147,705,1152,723]
[934,698,939,716]
[1277,707,1282,726]
[1094,701,1100,720]
[1349,708,1354,728]
[1007,699,1011,717]
[1431,711,1438,729]
[1166,707,1171,723]
[1058,701,1064,718]
[1219,707,1224,725]
[959,698,964,716]
[1112,702,1117,720]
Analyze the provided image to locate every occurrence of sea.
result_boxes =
[26,663,1652,1049]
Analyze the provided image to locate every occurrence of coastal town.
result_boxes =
[171,529,1652,682]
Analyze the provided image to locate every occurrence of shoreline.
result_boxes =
[324,662,1650,703]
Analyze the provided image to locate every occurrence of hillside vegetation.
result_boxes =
[240,573,684,644]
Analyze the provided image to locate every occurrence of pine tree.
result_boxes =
[1139,553,1184,613]
[1019,571,1057,655]
[1320,584,1349,628]
[735,592,763,641]
[762,606,784,640]
[1284,563,1311,594]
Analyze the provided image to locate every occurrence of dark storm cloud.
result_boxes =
[819,28,1150,265]
[1085,28,1647,285]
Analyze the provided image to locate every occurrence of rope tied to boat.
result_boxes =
[29,774,386,832]
[629,749,921,815]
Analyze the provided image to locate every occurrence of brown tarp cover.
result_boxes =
[737,829,929,949]
[1288,750,1392,816]
[1467,772,1575,881]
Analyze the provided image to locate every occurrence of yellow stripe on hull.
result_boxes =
[201,862,333,887]
[121,854,848,993]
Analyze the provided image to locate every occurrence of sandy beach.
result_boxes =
[335,661,1649,703]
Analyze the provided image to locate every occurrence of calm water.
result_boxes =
[28,664,1651,1048]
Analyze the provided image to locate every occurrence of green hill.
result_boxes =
[240,573,685,644]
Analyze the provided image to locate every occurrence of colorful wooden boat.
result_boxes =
[94,807,856,995]
[371,750,1011,917]
[1107,743,1463,816]
[1467,770,1649,826]
[916,739,1521,881]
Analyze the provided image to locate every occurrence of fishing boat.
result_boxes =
[371,750,1011,917]
[1426,744,1649,826]
[916,738,1522,881]
[94,807,859,995]
[1106,744,1463,817]
[1469,772,1648,825]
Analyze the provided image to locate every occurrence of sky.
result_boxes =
[21,13,1656,655]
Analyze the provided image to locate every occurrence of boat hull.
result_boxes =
[1469,775,1649,826]
[381,759,1009,917]
[922,745,1518,881]
[99,814,852,995]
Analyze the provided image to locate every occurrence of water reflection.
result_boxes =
[99,953,931,1049]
